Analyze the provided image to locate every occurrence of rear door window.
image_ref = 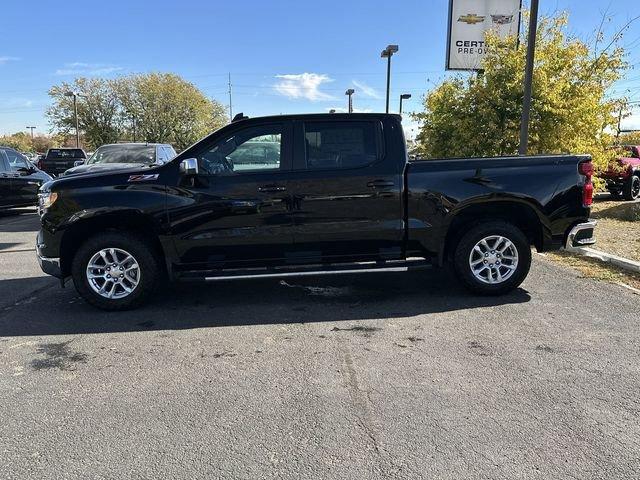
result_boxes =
[47,149,85,159]
[302,121,381,170]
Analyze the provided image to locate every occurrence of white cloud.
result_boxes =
[0,56,19,65]
[55,62,123,76]
[352,80,382,99]
[274,73,335,101]
[621,106,640,131]
[402,120,421,141]
[325,107,373,113]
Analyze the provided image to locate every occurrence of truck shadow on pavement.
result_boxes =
[0,269,531,337]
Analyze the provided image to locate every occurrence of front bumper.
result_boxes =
[565,220,597,248]
[36,229,63,278]
[37,251,62,278]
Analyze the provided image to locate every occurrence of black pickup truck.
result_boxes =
[36,113,596,310]
[38,148,87,177]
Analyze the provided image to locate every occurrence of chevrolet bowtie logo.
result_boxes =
[458,13,486,24]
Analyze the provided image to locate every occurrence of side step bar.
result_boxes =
[176,258,432,282]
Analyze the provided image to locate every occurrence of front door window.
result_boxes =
[197,125,282,175]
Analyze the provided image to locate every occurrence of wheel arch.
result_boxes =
[59,210,166,277]
[442,200,545,263]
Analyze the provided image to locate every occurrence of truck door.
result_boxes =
[168,121,295,268]
[288,118,404,262]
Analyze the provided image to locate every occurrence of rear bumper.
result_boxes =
[565,220,597,248]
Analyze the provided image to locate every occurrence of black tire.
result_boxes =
[622,174,640,201]
[71,232,159,310]
[453,221,531,295]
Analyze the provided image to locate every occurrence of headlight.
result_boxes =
[38,192,58,213]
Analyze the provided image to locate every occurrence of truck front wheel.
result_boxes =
[453,221,531,295]
[71,232,160,310]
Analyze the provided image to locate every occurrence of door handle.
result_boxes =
[258,184,287,193]
[367,180,395,189]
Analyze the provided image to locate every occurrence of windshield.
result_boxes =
[47,149,85,159]
[87,145,156,165]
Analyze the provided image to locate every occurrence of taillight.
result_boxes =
[579,160,593,207]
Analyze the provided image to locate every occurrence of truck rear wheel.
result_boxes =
[453,221,531,295]
[71,232,159,310]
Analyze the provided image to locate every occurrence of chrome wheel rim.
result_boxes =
[469,235,519,285]
[86,248,140,299]
[632,177,640,198]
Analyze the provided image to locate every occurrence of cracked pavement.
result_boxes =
[1,209,639,479]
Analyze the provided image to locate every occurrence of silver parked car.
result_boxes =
[62,143,176,176]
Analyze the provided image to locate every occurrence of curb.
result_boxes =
[566,246,640,274]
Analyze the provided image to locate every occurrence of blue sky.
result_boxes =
[1,0,639,137]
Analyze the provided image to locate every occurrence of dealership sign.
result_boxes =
[446,0,522,70]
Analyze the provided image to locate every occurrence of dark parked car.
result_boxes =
[36,113,595,310]
[0,147,52,210]
[37,148,87,176]
[601,145,640,200]
[62,143,177,176]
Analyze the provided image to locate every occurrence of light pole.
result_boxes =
[399,94,411,115]
[64,91,81,148]
[345,88,355,113]
[26,126,36,139]
[381,44,399,113]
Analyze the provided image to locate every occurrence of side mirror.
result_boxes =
[17,167,32,176]
[74,160,85,167]
[179,158,199,175]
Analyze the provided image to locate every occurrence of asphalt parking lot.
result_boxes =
[1,209,639,479]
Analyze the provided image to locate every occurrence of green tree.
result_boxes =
[46,78,123,149]
[413,13,627,178]
[115,73,227,150]
[0,132,33,152]
[617,131,640,145]
[46,73,228,151]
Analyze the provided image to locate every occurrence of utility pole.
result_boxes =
[26,126,36,139]
[72,94,79,148]
[228,72,233,122]
[518,0,540,155]
[65,91,81,148]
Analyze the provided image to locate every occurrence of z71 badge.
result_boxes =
[128,174,159,182]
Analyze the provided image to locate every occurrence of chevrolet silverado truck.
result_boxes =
[36,113,596,310]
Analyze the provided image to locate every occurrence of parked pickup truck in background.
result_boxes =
[36,113,596,310]
[38,148,87,177]
[601,145,640,200]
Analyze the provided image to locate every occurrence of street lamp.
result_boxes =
[64,91,82,148]
[26,126,36,139]
[399,94,411,115]
[345,88,355,113]
[381,44,399,113]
